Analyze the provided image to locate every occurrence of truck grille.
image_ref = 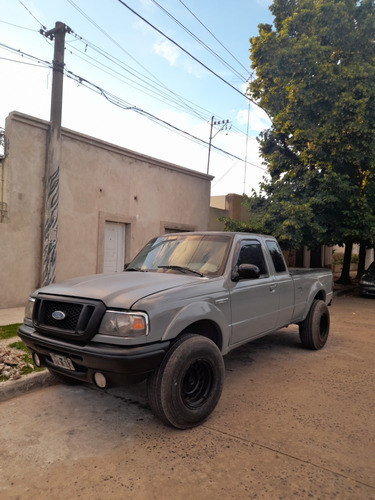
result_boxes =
[33,295,106,342]
[43,301,84,330]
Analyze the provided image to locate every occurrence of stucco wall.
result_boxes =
[0,112,212,308]
[209,207,227,231]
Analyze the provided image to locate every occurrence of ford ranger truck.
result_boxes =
[18,232,333,429]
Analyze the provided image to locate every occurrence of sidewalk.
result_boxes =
[0,306,54,402]
[0,306,24,326]
[332,281,358,296]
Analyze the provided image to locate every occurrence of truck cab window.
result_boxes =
[266,240,286,273]
[237,242,268,275]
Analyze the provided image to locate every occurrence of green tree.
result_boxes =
[240,0,375,282]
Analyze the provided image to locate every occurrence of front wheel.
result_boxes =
[299,299,330,350]
[147,334,225,429]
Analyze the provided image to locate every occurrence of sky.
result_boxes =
[0,0,274,196]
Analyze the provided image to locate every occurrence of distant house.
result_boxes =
[209,193,334,269]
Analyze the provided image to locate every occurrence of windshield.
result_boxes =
[127,234,231,277]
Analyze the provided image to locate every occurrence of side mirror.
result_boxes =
[232,264,260,281]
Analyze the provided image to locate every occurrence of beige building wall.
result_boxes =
[209,193,249,232]
[0,112,212,308]
[209,207,227,231]
[210,193,248,222]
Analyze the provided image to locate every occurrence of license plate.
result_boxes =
[50,353,75,371]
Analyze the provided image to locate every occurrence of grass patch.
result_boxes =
[9,340,28,351]
[9,341,45,377]
[0,323,21,340]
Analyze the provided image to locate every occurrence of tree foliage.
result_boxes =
[227,0,375,280]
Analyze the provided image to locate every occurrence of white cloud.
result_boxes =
[237,105,271,133]
[153,40,179,66]
[237,109,249,125]
[240,82,249,94]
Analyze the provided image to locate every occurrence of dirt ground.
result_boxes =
[0,292,374,500]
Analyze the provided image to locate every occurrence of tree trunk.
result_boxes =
[336,242,353,284]
[355,242,367,280]
[310,245,322,268]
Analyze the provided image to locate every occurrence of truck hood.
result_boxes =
[35,271,203,309]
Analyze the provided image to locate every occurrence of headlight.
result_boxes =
[99,310,149,338]
[24,297,35,326]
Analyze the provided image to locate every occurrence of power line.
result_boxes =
[64,28,255,137]
[65,38,208,122]
[66,0,211,123]
[0,55,49,68]
[1,41,259,167]
[1,15,266,173]
[149,0,247,82]
[64,2,262,141]
[0,42,51,68]
[63,64,253,163]
[62,65,263,169]
[16,0,46,30]
[2,14,256,144]
[66,32,261,143]
[212,161,241,188]
[0,19,39,31]
[116,0,258,106]
[67,38,260,150]
[177,0,250,77]
[6,2,267,174]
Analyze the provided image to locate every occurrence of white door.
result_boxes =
[103,222,125,272]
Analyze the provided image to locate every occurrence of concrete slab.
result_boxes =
[0,306,24,326]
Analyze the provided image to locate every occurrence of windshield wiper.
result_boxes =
[158,265,203,277]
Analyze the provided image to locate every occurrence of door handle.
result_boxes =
[269,284,277,292]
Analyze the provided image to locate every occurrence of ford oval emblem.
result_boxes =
[52,310,66,321]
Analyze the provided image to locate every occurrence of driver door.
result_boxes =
[229,239,279,346]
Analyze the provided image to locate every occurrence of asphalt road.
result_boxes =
[0,293,374,500]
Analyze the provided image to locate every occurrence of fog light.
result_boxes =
[94,372,107,389]
[32,352,41,367]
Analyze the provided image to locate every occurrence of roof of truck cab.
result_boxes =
[160,231,275,239]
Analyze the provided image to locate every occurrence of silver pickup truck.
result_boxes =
[19,232,333,428]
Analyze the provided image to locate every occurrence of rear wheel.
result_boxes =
[147,334,225,429]
[299,299,330,350]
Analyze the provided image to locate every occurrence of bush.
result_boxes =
[332,252,345,265]
[332,252,359,266]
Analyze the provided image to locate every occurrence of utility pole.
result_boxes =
[41,22,69,286]
[206,116,231,175]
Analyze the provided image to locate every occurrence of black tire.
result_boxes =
[147,334,225,429]
[299,299,330,350]
[47,367,80,385]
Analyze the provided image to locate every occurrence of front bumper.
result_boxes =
[18,324,170,385]
[359,285,375,297]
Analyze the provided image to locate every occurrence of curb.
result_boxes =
[333,284,358,297]
[0,370,56,403]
